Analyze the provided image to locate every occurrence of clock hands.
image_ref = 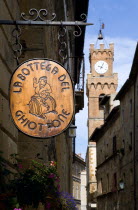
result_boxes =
[98,62,104,69]
[101,62,104,69]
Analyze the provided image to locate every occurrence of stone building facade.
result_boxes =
[81,169,87,210]
[72,154,86,210]
[90,43,138,210]
[86,43,118,209]
[0,0,89,208]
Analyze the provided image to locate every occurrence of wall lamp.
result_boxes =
[119,180,125,190]
[68,124,77,138]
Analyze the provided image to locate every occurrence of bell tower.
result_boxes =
[86,43,118,207]
[87,43,118,136]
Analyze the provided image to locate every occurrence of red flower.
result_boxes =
[56,178,60,182]
[18,163,23,169]
[50,161,56,166]
[48,173,55,178]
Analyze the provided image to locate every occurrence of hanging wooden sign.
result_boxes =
[10,59,74,138]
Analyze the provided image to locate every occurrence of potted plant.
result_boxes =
[9,159,60,209]
[0,153,77,210]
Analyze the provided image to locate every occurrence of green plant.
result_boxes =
[9,159,60,209]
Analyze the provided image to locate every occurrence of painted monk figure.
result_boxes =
[29,76,57,119]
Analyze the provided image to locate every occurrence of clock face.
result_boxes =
[95,61,108,74]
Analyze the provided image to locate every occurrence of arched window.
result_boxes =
[99,93,105,109]
[76,186,79,199]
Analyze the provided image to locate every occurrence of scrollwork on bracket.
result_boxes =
[72,14,87,37]
[21,8,56,21]
[58,26,67,61]
[57,13,88,61]
[73,24,82,37]
[12,26,22,65]
[80,13,87,22]
[15,9,88,63]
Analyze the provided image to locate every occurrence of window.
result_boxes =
[99,94,105,110]
[76,186,79,199]
[107,174,109,192]
[121,139,125,155]
[76,166,78,176]
[112,173,117,191]
[113,136,117,154]
[98,178,103,194]
[77,166,80,176]
[129,132,132,151]
[123,173,125,183]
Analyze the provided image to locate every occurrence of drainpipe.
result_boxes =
[134,79,136,210]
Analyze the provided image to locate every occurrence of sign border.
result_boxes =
[9,58,75,139]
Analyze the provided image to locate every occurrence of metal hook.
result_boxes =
[73,22,82,37]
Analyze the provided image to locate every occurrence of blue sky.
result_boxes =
[75,0,138,159]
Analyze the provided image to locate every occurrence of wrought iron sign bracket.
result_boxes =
[0,20,92,26]
[0,9,93,64]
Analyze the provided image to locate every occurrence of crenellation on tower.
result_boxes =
[90,43,114,51]
[100,43,104,50]
[89,43,115,75]
[109,43,114,51]
[90,43,95,51]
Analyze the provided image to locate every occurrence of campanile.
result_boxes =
[86,43,118,207]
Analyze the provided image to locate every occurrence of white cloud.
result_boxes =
[75,36,137,159]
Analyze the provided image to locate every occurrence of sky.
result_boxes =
[75,0,138,159]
